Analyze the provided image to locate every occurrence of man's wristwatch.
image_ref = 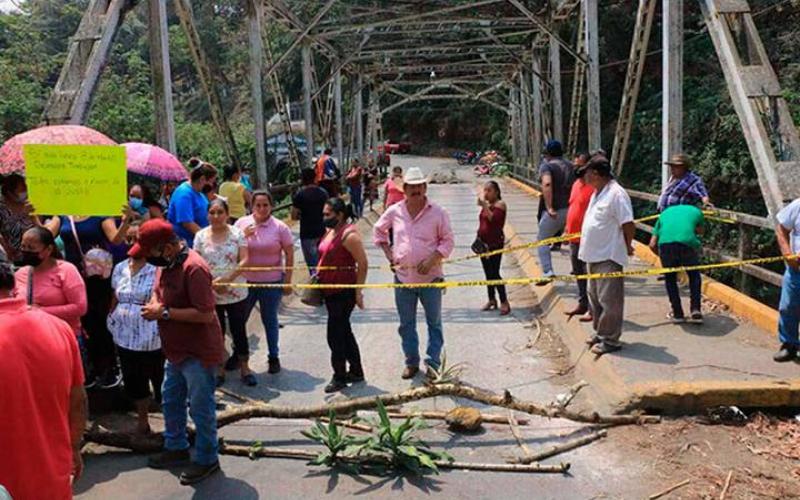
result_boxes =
[160,307,170,321]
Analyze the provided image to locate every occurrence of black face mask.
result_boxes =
[18,251,43,267]
[146,255,171,267]
[323,216,339,229]
[202,183,215,194]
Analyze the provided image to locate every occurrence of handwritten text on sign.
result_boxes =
[23,144,127,216]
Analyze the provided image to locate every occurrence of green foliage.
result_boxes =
[301,401,453,476]
[425,350,466,386]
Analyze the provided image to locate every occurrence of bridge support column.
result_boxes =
[148,0,176,155]
[302,43,315,170]
[355,74,364,160]
[334,68,344,169]
[550,34,563,143]
[584,0,601,151]
[662,0,683,188]
[247,0,268,186]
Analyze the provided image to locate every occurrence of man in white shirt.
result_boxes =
[774,197,800,362]
[578,156,635,354]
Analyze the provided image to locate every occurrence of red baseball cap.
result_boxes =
[128,218,175,259]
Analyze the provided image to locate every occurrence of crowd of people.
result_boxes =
[2,137,800,496]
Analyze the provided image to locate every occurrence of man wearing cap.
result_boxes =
[536,140,575,282]
[658,154,712,211]
[579,156,635,354]
[374,167,455,379]
[774,197,800,362]
[136,219,224,485]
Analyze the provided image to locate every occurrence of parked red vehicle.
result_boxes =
[384,139,411,154]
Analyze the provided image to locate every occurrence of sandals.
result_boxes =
[481,301,498,311]
[499,302,511,316]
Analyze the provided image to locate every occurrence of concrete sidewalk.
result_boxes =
[497,177,800,414]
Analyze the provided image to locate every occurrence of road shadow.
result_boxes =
[678,314,738,337]
[611,342,680,365]
[259,368,325,393]
[73,452,151,495]
[189,469,259,499]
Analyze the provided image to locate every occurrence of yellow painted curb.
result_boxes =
[510,176,779,336]
[625,380,800,413]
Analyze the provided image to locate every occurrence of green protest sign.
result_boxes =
[23,144,127,216]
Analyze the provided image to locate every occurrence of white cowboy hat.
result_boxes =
[403,167,428,185]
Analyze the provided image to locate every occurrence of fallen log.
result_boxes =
[84,383,658,455]
[510,429,608,464]
[387,410,529,425]
[216,383,660,428]
[221,443,570,473]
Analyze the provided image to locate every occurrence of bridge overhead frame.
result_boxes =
[42,0,799,219]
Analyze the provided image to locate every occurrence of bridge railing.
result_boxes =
[508,165,782,293]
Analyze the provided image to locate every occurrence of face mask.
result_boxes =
[202,184,214,194]
[146,254,171,267]
[323,216,339,229]
[19,250,43,267]
[129,197,143,210]
[16,191,28,203]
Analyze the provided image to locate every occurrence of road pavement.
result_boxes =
[76,156,658,500]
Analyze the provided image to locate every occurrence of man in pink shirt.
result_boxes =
[374,167,455,379]
[0,256,88,500]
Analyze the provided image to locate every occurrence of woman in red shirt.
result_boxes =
[317,197,368,393]
[564,155,595,321]
[476,181,510,315]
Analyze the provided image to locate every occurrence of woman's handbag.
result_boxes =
[301,274,324,307]
[69,217,113,279]
[471,237,489,255]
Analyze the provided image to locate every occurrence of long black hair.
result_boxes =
[325,197,356,223]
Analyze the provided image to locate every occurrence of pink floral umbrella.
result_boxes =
[123,142,188,181]
[0,125,117,175]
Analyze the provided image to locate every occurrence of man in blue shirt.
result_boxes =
[775,197,800,362]
[167,160,217,248]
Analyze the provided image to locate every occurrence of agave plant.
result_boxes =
[369,400,453,475]
[301,410,369,471]
[426,350,467,386]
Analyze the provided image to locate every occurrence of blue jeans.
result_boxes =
[162,358,218,465]
[247,284,283,358]
[349,185,363,217]
[394,283,444,368]
[537,208,568,275]
[301,238,320,276]
[779,267,800,346]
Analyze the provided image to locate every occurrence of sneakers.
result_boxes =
[688,310,704,324]
[535,272,555,287]
[96,368,122,389]
[591,342,622,355]
[267,357,281,374]
[773,343,798,363]
[148,449,191,469]
[324,378,348,393]
[666,311,686,324]
[179,461,220,485]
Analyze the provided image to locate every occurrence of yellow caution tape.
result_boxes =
[217,210,735,273]
[216,254,796,289]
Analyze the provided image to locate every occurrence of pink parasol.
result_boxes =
[0,125,117,175]
[123,142,188,181]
